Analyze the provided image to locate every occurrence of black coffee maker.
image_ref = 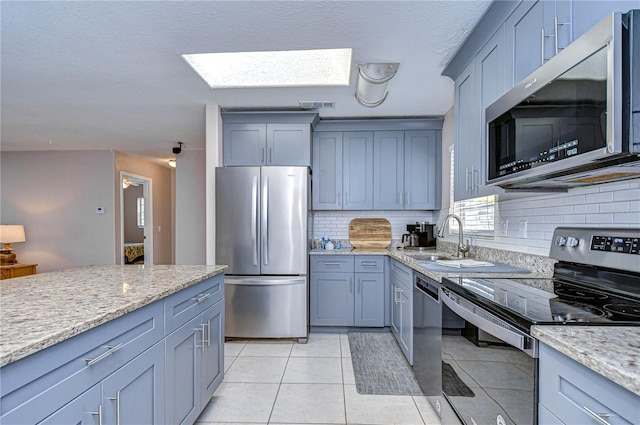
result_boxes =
[403,222,436,248]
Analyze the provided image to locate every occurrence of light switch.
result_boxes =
[96,207,105,215]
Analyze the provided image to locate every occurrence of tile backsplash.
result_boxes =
[311,210,436,246]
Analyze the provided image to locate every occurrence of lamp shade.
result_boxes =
[355,63,399,107]
[0,225,26,243]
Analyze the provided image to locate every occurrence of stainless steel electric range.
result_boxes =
[426,227,640,425]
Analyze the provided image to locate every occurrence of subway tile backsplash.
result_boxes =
[311,179,639,258]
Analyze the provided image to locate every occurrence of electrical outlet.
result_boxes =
[519,220,528,238]
[96,206,105,215]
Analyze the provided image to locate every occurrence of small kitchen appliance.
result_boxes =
[419,227,640,425]
[401,222,436,249]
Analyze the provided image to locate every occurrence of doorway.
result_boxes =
[120,172,153,265]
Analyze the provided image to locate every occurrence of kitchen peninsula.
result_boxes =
[0,264,226,425]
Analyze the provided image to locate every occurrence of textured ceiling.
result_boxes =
[0,1,491,165]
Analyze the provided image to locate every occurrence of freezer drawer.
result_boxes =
[224,276,308,339]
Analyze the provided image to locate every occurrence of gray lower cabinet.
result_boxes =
[538,342,640,425]
[0,275,225,425]
[389,259,413,365]
[310,255,384,327]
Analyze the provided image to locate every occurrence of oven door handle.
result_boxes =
[440,288,530,354]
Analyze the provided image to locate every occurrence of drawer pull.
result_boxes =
[582,406,612,425]
[360,262,377,266]
[192,292,212,303]
[322,262,342,266]
[90,404,103,425]
[86,343,124,366]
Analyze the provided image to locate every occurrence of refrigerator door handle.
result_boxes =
[262,175,269,265]
[251,175,259,266]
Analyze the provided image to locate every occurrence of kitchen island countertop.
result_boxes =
[532,326,640,396]
[0,264,227,367]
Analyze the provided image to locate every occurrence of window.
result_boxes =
[449,146,495,238]
[137,197,145,228]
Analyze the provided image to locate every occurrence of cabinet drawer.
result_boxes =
[1,301,164,424]
[310,255,354,273]
[164,274,224,334]
[390,259,412,289]
[354,256,384,273]
[538,343,640,425]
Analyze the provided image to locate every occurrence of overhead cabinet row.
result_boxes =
[312,129,441,211]
[447,0,639,201]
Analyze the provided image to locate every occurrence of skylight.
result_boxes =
[182,48,353,89]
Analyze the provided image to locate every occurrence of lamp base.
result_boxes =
[0,251,17,265]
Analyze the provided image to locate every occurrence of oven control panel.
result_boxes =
[550,227,640,274]
[591,235,640,254]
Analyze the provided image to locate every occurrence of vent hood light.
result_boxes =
[182,48,353,89]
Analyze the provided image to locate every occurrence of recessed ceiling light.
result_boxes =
[182,48,352,89]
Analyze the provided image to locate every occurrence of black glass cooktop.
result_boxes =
[441,276,640,331]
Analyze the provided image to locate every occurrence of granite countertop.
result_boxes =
[311,246,553,284]
[532,326,640,396]
[0,264,227,367]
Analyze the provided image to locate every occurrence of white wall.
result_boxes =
[0,151,116,272]
[175,149,206,264]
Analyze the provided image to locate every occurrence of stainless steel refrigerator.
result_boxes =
[215,166,309,341]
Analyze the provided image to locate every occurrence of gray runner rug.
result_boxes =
[348,332,423,395]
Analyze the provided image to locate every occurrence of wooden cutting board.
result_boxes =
[349,218,392,249]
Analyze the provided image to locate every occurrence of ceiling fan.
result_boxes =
[122,176,144,189]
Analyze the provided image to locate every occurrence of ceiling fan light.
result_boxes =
[355,63,399,108]
[168,159,177,168]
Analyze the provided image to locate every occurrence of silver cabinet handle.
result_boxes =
[473,168,479,192]
[360,261,377,266]
[86,343,124,366]
[554,16,560,56]
[399,191,404,206]
[323,262,342,266]
[465,168,471,192]
[394,286,404,303]
[192,292,212,303]
[262,175,269,265]
[262,148,265,164]
[582,406,612,425]
[406,192,410,206]
[252,175,258,266]
[337,192,341,206]
[554,16,570,55]
[108,391,121,425]
[541,28,545,65]
[345,192,349,206]
[195,324,207,352]
[204,322,211,347]
[91,404,103,425]
[269,147,272,163]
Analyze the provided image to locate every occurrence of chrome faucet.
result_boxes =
[438,214,470,258]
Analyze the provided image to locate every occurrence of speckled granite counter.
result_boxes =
[311,246,554,288]
[0,264,227,367]
[532,326,640,396]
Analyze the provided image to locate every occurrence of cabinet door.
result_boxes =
[342,132,373,210]
[102,342,165,425]
[398,287,413,365]
[454,61,479,202]
[571,1,640,42]
[391,283,402,338]
[310,272,354,326]
[474,27,506,199]
[312,132,343,210]
[200,300,224,408]
[223,123,266,166]
[404,130,440,210]
[373,131,404,210]
[165,315,201,425]
[354,273,384,327]
[267,123,311,166]
[38,385,102,425]
[505,0,547,86]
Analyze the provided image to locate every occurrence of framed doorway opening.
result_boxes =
[120,171,153,266]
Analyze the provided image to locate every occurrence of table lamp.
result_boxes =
[0,225,26,265]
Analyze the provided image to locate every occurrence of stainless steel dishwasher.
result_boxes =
[413,272,442,396]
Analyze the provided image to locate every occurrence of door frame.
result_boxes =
[120,171,153,265]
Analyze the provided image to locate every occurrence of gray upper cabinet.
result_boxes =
[374,130,441,210]
[313,119,443,211]
[311,131,374,210]
[571,1,640,40]
[343,132,374,210]
[454,61,480,202]
[222,112,317,166]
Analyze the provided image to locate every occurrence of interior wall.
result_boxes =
[114,151,172,265]
[205,104,223,265]
[123,184,144,243]
[0,151,116,272]
[175,149,206,264]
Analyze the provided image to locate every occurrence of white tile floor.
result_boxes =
[196,332,441,425]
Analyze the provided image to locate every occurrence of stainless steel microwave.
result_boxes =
[486,10,640,190]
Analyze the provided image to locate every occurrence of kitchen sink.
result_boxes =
[401,252,451,262]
